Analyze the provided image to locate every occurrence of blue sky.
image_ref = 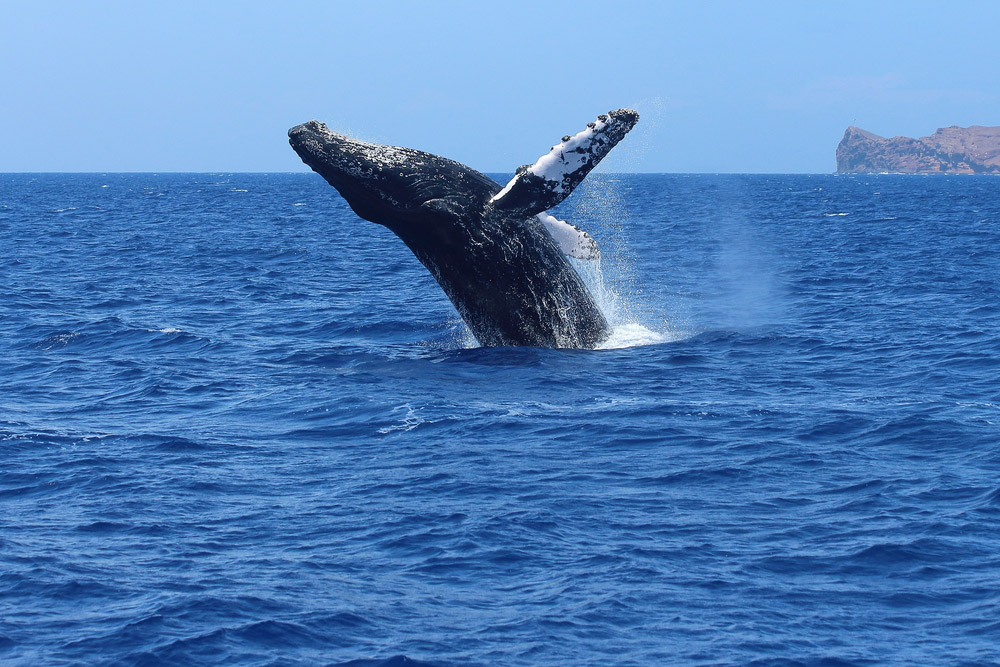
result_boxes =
[3,1,998,172]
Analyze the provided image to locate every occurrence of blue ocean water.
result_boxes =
[2,172,999,665]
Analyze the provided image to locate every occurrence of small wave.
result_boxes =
[292,202,307,206]
[147,436,212,452]
[823,212,850,217]
[35,332,82,349]
[378,405,427,434]
[332,657,441,667]
[230,188,249,192]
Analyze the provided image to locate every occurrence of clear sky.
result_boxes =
[3,1,999,173]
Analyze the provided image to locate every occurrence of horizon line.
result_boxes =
[2,170,850,176]
[6,171,1000,176]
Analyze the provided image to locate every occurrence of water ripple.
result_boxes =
[2,174,1000,665]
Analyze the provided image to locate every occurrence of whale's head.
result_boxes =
[288,121,497,229]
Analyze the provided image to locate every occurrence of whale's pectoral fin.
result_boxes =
[489,108,639,218]
[537,213,600,260]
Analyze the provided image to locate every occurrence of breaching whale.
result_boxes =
[288,109,638,348]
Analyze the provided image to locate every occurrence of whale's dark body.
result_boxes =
[288,110,638,348]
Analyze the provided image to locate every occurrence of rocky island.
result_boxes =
[836,125,1000,174]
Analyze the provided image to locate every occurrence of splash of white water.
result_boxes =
[571,256,673,349]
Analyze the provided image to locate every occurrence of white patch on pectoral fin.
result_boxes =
[537,212,599,260]
[489,108,639,218]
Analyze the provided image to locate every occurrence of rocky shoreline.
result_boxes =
[836,125,1000,174]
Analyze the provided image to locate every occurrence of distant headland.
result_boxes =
[836,125,1000,174]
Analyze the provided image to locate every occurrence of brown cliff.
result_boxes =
[836,125,1000,174]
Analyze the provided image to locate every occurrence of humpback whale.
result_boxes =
[288,109,638,348]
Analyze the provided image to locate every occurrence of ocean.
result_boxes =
[2,172,999,665]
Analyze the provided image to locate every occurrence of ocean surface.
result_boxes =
[2,172,1000,666]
